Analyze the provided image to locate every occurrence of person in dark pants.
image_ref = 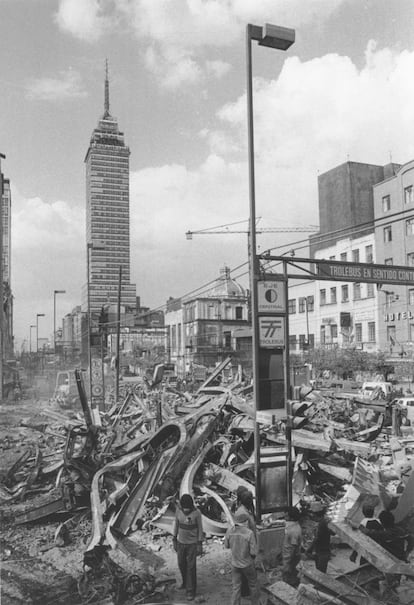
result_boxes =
[282,507,302,587]
[307,508,335,573]
[234,488,256,597]
[224,511,259,605]
[172,493,203,602]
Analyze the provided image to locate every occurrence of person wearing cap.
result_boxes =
[224,511,259,605]
[172,493,203,601]
[282,507,302,587]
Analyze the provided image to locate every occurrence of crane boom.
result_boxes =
[186,224,319,239]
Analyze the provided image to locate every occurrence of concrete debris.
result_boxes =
[2,362,414,603]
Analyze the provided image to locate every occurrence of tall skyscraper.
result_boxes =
[2,178,11,285]
[84,62,136,315]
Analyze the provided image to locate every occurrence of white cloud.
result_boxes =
[55,0,112,41]
[125,42,414,305]
[12,191,85,344]
[26,69,87,101]
[205,60,232,79]
[54,0,347,87]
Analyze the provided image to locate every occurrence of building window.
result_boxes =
[320,325,326,344]
[385,292,395,306]
[387,325,396,346]
[320,289,326,305]
[365,245,373,263]
[407,253,414,266]
[330,287,337,304]
[366,283,375,298]
[298,297,306,313]
[409,289,414,305]
[368,322,376,342]
[355,323,362,343]
[385,258,393,265]
[341,285,349,302]
[235,306,243,320]
[289,335,297,350]
[382,195,391,212]
[384,226,392,242]
[307,296,314,312]
[353,283,361,300]
[308,334,315,348]
[299,334,307,350]
[331,324,338,339]
[340,252,347,262]
[405,185,413,205]
[352,249,360,263]
[329,255,335,261]
[406,218,414,236]
[224,331,231,349]
[288,299,296,314]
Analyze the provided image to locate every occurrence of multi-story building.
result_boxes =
[164,297,185,377]
[164,267,249,375]
[2,178,11,285]
[1,161,13,366]
[373,159,414,354]
[289,160,403,354]
[288,232,378,352]
[182,266,249,369]
[62,305,85,361]
[84,64,136,316]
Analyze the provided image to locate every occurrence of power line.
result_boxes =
[137,209,414,317]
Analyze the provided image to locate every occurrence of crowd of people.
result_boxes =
[171,493,412,602]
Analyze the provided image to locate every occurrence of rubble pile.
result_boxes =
[2,361,414,604]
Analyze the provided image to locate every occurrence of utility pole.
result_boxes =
[115,265,122,404]
[0,153,5,402]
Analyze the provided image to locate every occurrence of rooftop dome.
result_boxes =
[209,266,246,298]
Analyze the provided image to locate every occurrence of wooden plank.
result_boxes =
[263,580,298,605]
[334,563,383,587]
[302,567,381,605]
[297,583,345,605]
[331,521,414,578]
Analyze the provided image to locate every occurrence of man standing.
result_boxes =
[172,493,203,602]
[224,511,259,605]
[282,507,302,587]
[306,508,335,573]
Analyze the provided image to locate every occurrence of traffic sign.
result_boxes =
[92,384,103,396]
[258,280,285,313]
[259,316,285,348]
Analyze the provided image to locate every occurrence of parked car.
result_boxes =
[391,396,414,424]
[360,381,393,399]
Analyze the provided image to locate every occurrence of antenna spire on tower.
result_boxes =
[104,58,110,117]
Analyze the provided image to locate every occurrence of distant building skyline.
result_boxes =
[84,62,136,315]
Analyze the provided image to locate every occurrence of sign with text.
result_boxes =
[259,316,285,348]
[317,260,414,286]
[258,280,286,313]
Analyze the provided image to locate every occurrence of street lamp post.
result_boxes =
[36,313,45,353]
[246,23,295,520]
[30,324,36,354]
[53,290,66,355]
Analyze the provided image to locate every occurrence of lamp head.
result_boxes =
[258,23,295,51]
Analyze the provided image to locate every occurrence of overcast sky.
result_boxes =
[2,0,414,351]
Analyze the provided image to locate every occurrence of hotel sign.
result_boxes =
[317,260,414,286]
[384,311,414,322]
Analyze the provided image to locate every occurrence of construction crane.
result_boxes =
[185,218,319,239]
